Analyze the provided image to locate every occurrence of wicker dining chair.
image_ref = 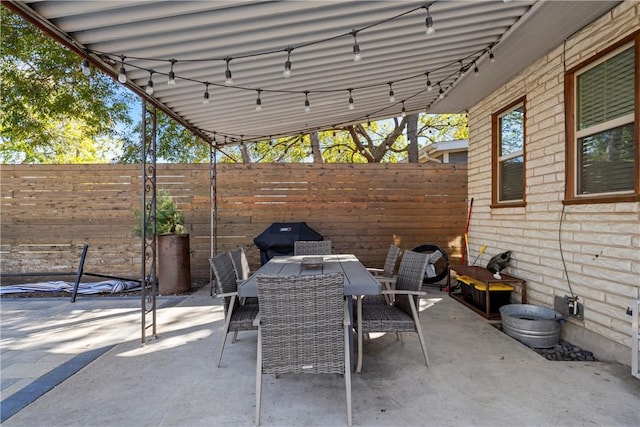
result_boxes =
[293,240,332,255]
[355,250,430,373]
[230,247,251,282]
[229,246,258,305]
[365,244,402,305]
[254,272,352,426]
[209,252,259,368]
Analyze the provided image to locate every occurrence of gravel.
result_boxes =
[492,323,598,362]
[532,340,598,361]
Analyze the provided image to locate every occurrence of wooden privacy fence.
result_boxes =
[1,163,467,283]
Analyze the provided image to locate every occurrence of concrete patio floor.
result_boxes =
[1,285,638,426]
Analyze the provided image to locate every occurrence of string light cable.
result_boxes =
[79,0,504,142]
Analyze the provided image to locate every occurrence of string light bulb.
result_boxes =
[438,84,445,99]
[224,57,233,86]
[351,30,361,62]
[401,101,406,117]
[202,83,210,104]
[489,48,495,63]
[474,62,479,76]
[348,88,355,110]
[255,89,263,112]
[80,58,91,76]
[459,61,465,77]
[79,1,503,135]
[283,48,292,78]
[425,8,434,35]
[304,91,310,113]
[145,71,154,95]
[117,56,127,84]
[168,59,176,86]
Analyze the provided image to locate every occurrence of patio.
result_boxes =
[3,0,637,369]
[1,4,638,421]
[2,286,638,426]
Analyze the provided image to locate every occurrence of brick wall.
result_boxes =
[467,1,639,365]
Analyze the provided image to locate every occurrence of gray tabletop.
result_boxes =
[238,254,381,298]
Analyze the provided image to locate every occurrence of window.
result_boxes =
[565,32,639,204]
[492,97,526,207]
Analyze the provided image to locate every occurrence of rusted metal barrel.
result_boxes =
[157,234,191,294]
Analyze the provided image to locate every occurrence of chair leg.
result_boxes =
[255,328,262,426]
[232,330,239,343]
[409,297,430,367]
[344,321,353,426]
[217,297,236,368]
[380,279,392,305]
[356,296,364,374]
[217,331,229,368]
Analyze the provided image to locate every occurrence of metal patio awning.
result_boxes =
[6,1,621,145]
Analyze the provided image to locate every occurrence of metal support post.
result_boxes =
[141,102,158,344]
[209,144,218,296]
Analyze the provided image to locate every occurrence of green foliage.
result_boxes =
[0,7,136,164]
[118,110,211,163]
[213,135,311,163]
[418,113,469,144]
[498,106,524,156]
[133,190,185,236]
[212,112,467,164]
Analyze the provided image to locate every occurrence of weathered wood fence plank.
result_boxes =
[1,163,467,283]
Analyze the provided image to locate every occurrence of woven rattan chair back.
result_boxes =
[229,247,251,281]
[209,252,238,314]
[293,240,332,256]
[257,272,344,374]
[382,244,402,277]
[255,272,351,425]
[394,250,429,316]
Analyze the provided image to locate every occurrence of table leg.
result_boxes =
[347,296,355,371]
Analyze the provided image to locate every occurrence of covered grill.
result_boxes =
[253,222,323,265]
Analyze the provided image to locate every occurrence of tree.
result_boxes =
[217,134,314,163]
[0,6,136,163]
[406,113,419,163]
[118,108,211,163]
[309,131,323,163]
[215,112,467,164]
[416,113,469,152]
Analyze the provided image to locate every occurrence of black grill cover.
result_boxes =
[253,222,323,265]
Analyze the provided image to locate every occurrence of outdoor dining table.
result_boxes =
[238,254,381,369]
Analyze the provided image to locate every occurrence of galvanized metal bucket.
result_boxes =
[499,304,565,348]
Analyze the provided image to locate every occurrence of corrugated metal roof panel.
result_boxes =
[8,0,620,144]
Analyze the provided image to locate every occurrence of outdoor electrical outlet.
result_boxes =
[554,295,584,320]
